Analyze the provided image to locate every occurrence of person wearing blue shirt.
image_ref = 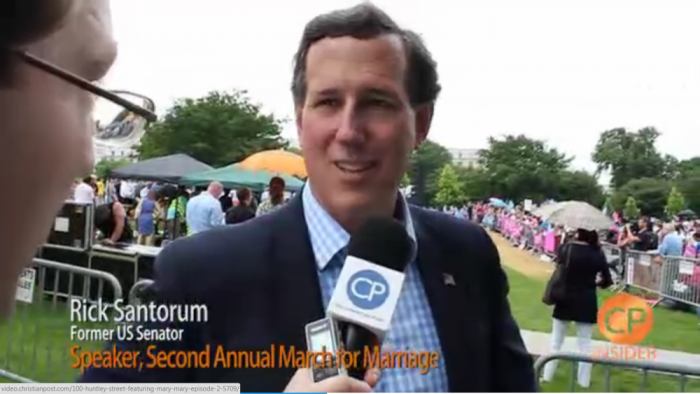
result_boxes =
[658,224,684,256]
[185,182,225,235]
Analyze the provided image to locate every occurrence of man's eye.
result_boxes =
[315,98,340,108]
[368,98,394,108]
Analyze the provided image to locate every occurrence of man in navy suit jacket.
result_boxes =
[81,193,535,391]
[81,3,536,391]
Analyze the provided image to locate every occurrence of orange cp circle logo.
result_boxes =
[597,293,653,345]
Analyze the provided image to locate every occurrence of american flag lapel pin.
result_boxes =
[443,273,456,286]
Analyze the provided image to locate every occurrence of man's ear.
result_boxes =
[413,103,434,149]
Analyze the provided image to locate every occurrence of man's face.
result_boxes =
[296,35,431,214]
[211,185,223,199]
[269,180,285,196]
[0,0,117,319]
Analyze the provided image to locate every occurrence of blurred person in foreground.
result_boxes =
[0,0,117,319]
[542,229,613,388]
[81,3,535,391]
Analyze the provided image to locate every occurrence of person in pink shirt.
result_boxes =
[534,228,544,254]
[684,234,698,258]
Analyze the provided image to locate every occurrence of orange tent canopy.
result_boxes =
[238,150,307,178]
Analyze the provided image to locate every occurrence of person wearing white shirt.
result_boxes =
[119,180,137,205]
[73,177,95,204]
[139,182,152,199]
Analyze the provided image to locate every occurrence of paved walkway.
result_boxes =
[521,329,700,366]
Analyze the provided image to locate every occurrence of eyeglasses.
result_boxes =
[14,50,157,122]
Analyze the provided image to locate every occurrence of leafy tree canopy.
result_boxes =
[137,90,287,167]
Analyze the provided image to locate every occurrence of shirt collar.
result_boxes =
[200,191,218,199]
[302,182,417,271]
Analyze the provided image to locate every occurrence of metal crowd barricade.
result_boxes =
[598,241,700,310]
[0,258,123,383]
[601,243,625,290]
[128,278,155,305]
[601,242,620,261]
[624,250,665,297]
[657,255,700,309]
[619,250,700,309]
[535,351,700,392]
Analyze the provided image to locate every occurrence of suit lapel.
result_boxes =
[412,209,471,391]
[270,194,325,352]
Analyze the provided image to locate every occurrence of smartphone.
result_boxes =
[305,317,345,382]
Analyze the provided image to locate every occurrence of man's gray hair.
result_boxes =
[291,2,441,107]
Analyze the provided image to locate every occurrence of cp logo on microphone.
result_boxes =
[347,270,390,310]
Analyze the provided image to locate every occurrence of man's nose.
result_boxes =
[335,104,365,143]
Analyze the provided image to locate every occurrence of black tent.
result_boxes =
[110,154,213,182]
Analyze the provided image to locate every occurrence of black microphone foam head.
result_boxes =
[347,217,413,272]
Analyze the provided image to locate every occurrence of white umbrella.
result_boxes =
[546,201,614,231]
[532,201,571,220]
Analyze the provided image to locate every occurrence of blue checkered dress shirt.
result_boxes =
[302,184,449,392]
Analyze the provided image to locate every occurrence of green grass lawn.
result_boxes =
[505,266,700,392]
[0,297,109,383]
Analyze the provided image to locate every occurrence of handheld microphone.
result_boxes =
[326,217,412,379]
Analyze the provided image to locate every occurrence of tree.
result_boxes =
[603,196,614,215]
[678,157,700,179]
[553,170,604,207]
[434,164,464,207]
[400,172,411,187]
[675,157,700,214]
[623,196,640,220]
[408,140,452,206]
[286,147,302,156]
[611,178,671,218]
[137,90,287,167]
[662,154,681,179]
[678,176,700,214]
[665,186,686,217]
[592,127,666,189]
[455,165,491,202]
[478,134,571,202]
[94,158,131,179]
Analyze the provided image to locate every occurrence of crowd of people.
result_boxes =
[445,203,700,259]
[69,175,292,246]
[444,200,700,388]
